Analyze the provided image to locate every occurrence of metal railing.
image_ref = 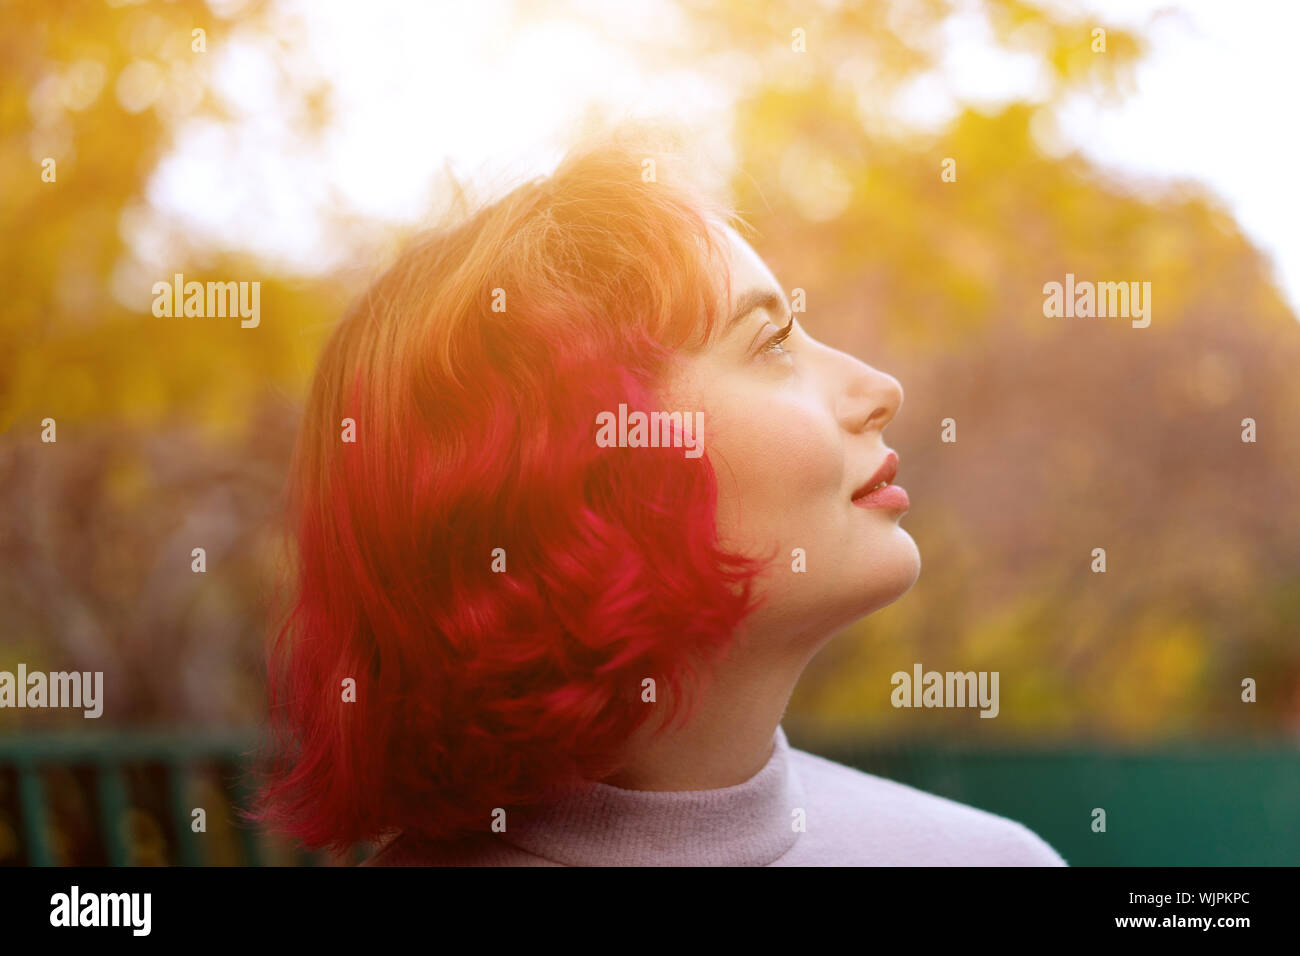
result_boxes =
[0,731,364,866]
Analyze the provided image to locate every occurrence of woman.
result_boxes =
[253,131,1066,867]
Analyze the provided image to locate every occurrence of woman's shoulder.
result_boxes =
[358,832,432,867]
[784,746,1067,866]
[359,830,555,867]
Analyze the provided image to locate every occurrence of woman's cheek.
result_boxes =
[707,387,842,548]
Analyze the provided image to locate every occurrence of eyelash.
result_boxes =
[760,317,795,357]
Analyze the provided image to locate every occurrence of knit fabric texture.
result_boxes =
[363,724,1068,867]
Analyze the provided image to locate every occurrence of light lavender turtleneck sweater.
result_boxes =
[364,725,1067,866]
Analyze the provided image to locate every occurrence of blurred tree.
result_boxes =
[0,0,339,728]
[1,0,1297,745]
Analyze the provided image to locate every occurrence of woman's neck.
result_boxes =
[599,639,809,791]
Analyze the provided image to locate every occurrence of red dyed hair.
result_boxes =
[251,130,768,852]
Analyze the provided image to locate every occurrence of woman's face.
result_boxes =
[660,225,921,652]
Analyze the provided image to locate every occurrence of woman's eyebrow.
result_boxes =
[722,288,790,339]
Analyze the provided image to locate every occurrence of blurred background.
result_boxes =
[1,0,1297,866]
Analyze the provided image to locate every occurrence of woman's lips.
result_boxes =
[851,450,908,512]
[852,483,909,511]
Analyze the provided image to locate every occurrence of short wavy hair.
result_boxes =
[250,130,769,851]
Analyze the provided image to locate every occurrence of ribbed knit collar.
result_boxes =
[499,724,804,866]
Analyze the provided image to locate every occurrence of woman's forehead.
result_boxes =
[719,225,782,298]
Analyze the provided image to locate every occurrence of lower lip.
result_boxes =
[853,484,910,512]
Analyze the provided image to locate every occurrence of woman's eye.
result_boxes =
[759,318,795,357]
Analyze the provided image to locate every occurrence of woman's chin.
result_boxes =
[856,536,921,617]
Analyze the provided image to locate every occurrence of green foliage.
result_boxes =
[2,0,1297,742]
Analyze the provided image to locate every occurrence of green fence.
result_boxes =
[2,731,1296,865]
[0,731,367,866]
[813,736,1300,866]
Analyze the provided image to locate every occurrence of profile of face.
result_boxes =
[660,225,921,656]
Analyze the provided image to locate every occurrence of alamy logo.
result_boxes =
[0,664,103,718]
[151,272,260,328]
[595,403,703,459]
[891,663,1000,718]
[50,886,151,936]
[1042,273,1151,328]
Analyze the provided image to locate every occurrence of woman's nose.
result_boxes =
[836,361,903,434]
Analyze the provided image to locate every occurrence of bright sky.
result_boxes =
[141,0,1300,317]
